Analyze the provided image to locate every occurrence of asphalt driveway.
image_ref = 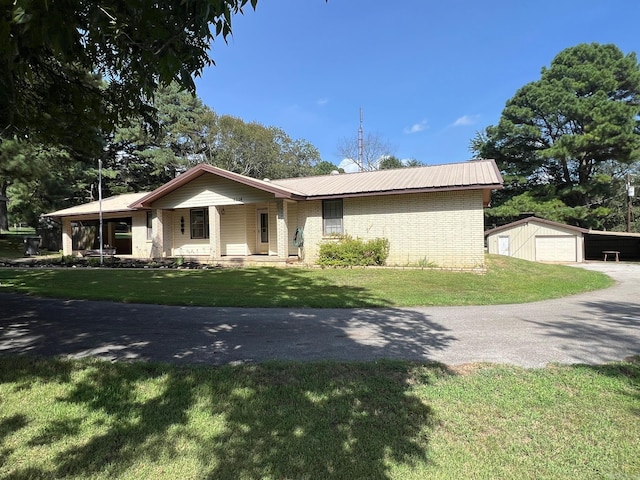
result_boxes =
[1,262,638,367]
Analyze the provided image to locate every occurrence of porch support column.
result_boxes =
[209,205,221,258]
[61,218,73,256]
[151,209,164,258]
[106,221,115,249]
[276,200,288,259]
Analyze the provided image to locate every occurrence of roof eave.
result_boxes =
[44,205,138,218]
[303,183,503,201]
[484,216,589,236]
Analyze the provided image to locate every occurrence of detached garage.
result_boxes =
[485,217,587,263]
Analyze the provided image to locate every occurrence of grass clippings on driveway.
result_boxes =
[0,255,613,307]
[0,356,637,479]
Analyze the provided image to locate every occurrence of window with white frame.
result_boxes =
[322,199,343,235]
[190,208,209,239]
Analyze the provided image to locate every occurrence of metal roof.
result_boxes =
[485,217,589,236]
[485,216,640,238]
[46,192,149,217]
[586,229,640,238]
[46,160,503,217]
[272,159,503,198]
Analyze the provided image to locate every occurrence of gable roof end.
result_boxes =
[128,163,306,209]
[484,217,589,236]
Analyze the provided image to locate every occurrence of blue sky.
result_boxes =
[195,0,639,170]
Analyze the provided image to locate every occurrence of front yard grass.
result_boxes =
[0,356,637,479]
[0,255,613,307]
[0,235,25,259]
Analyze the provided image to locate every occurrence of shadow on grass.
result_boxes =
[0,414,28,468]
[0,358,444,479]
[566,358,640,421]
[0,266,393,308]
[0,273,455,478]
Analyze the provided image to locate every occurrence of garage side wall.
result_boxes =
[486,222,584,262]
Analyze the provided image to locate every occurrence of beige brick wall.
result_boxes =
[300,190,486,268]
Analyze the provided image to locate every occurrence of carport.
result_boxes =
[584,231,640,261]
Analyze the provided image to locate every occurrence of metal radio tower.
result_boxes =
[357,107,364,171]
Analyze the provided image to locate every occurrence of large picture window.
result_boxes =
[190,208,209,239]
[323,199,343,235]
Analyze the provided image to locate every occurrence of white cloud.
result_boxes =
[338,158,360,173]
[452,114,480,127]
[403,120,428,134]
[317,98,329,106]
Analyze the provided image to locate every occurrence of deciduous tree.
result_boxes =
[107,85,322,197]
[312,161,342,175]
[336,132,395,172]
[1,0,259,142]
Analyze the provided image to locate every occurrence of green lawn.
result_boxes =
[0,230,45,259]
[0,255,613,307]
[0,254,631,478]
[0,356,637,479]
[0,235,25,259]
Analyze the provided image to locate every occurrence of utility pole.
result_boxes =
[627,174,634,233]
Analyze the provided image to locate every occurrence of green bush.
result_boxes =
[317,235,390,267]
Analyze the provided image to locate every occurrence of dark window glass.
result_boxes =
[146,211,153,240]
[190,209,210,239]
[323,199,343,235]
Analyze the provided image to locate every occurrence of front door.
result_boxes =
[498,236,510,256]
[257,208,269,254]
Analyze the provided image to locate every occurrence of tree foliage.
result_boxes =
[378,156,423,170]
[0,140,89,230]
[107,83,217,193]
[1,1,260,228]
[472,43,640,229]
[312,161,343,175]
[0,1,336,229]
[378,156,404,170]
[3,83,325,228]
[101,84,322,197]
[1,0,259,142]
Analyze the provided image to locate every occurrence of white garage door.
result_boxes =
[535,236,577,262]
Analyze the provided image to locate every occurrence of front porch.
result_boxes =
[150,200,301,263]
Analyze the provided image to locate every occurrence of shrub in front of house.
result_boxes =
[317,235,390,267]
